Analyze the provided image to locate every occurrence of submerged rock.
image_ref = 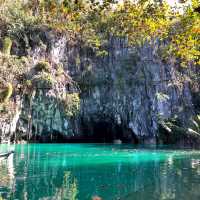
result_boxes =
[113,139,122,144]
[92,196,102,200]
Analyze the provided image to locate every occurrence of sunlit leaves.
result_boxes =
[165,9,200,66]
[1,0,199,67]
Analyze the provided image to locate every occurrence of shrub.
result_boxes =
[0,82,13,103]
[32,71,55,89]
[2,37,12,55]
[34,61,51,73]
[55,63,64,77]
[159,115,200,144]
[25,80,32,87]
[64,93,80,117]
[190,115,200,133]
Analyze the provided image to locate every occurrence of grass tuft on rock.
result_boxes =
[64,93,80,117]
[34,61,51,73]
[0,82,13,103]
[2,37,12,55]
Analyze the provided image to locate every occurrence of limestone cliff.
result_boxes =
[0,29,199,144]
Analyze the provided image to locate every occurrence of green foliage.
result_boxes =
[0,53,30,116]
[162,9,200,66]
[96,50,108,57]
[0,0,41,37]
[159,114,200,144]
[190,114,200,133]
[64,93,80,117]
[0,82,13,103]
[32,71,55,89]
[159,117,188,144]
[0,53,29,83]
[2,37,12,55]
[34,61,51,73]
[55,63,64,76]
[25,80,32,87]
[0,0,199,68]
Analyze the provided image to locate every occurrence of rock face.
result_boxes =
[0,106,21,143]
[76,41,194,143]
[0,29,198,144]
[18,72,79,142]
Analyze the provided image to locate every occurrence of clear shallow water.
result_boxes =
[0,144,200,200]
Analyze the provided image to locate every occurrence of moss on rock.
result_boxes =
[32,71,55,89]
[2,37,12,55]
[64,93,80,117]
[34,61,51,73]
[0,82,13,103]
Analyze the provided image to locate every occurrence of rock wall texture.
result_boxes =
[0,29,198,144]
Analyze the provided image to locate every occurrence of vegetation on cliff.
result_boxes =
[0,0,199,143]
[0,0,199,64]
[0,52,29,117]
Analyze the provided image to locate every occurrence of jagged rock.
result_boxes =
[0,29,198,144]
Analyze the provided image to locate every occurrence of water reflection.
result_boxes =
[0,153,15,199]
[54,172,78,200]
[0,144,200,200]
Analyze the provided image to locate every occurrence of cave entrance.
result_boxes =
[28,119,138,143]
[81,119,138,143]
[91,121,121,143]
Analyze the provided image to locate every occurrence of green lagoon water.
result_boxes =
[0,144,200,200]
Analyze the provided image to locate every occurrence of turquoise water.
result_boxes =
[0,144,200,200]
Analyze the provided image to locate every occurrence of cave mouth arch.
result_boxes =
[27,118,139,144]
[80,119,139,144]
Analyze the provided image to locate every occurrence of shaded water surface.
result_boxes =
[0,144,200,200]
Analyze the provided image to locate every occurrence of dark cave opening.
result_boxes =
[90,121,119,143]
[25,119,139,144]
[80,119,139,144]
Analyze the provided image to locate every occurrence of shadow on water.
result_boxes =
[0,144,200,200]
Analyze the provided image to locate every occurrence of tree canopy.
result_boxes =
[0,0,199,66]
